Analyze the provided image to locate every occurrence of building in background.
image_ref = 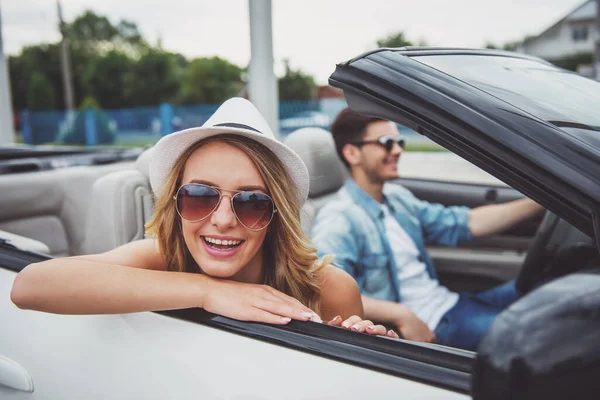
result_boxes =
[518,0,597,77]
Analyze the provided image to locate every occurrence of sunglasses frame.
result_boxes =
[350,135,406,152]
[173,183,278,231]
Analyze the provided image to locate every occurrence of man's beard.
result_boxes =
[364,164,396,184]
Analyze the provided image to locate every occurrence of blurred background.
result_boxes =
[0,0,596,150]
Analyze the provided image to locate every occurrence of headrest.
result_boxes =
[283,128,347,198]
[135,147,153,182]
[472,269,600,400]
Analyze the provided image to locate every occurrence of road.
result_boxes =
[400,152,505,186]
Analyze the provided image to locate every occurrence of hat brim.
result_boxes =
[149,126,310,205]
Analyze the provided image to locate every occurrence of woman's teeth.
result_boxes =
[203,236,243,249]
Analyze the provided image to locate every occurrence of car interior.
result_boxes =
[1,127,551,291]
[3,124,600,399]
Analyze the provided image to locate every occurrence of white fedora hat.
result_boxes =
[149,97,310,205]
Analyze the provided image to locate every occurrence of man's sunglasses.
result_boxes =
[174,183,277,231]
[350,136,406,152]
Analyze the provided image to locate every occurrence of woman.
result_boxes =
[11,98,398,338]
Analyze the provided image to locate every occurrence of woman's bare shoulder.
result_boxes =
[74,238,167,270]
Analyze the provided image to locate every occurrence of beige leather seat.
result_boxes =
[81,148,154,254]
[0,162,137,257]
[283,128,347,235]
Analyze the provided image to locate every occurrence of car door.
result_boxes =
[1,246,472,399]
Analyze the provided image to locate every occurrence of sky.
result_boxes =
[2,0,586,84]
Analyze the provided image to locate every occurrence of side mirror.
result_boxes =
[472,269,600,400]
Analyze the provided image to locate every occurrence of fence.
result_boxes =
[20,98,419,146]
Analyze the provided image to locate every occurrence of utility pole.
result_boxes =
[57,0,75,110]
[0,1,14,144]
[248,0,279,138]
[596,0,600,79]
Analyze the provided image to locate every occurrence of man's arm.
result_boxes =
[468,198,544,238]
[362,295,435,342]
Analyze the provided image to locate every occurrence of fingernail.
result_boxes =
[311,314,323,323]
[281,317,291,323]
[390,330,398,337]
[367,325,375,331]
[342,321,351,328]
[300,312,313,320]
[351,324,361,331]
[332,315,341,322]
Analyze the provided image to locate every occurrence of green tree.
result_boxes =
[82,50,135,109]
[129,49,181,106]
[278,61,316,101]
[68,10,148,56]
[180,57,244,104]
[376,32,415,48]
[9,44,63,111]
[27,72,56,111]
[68,11,118,42]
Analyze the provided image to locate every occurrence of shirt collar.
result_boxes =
[344,178,385,220]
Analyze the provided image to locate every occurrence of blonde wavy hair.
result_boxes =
[145,134,330,313]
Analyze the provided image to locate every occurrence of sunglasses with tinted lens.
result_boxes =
[174,183,277,231]
[351,136,406,152]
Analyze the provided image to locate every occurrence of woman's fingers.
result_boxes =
[337,315,400,338]
[365,324,388,336]
[387,329,400,339]
[248,307,294,325]
[340,315,363,329]
[347,319,375,333]
[255,296,322,323]
[260,286,321,322]
[327,315,343,326]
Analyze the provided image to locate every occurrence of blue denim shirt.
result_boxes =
[311,179,472,302]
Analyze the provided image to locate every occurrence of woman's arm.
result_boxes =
[319,265,398,338]
[11,239,318,324]
[318,264,364,321]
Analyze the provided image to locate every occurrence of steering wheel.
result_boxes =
[516,211,562,294]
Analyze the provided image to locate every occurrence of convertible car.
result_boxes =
[1,48,599,399]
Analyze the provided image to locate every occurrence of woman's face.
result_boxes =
[179,141,270,283]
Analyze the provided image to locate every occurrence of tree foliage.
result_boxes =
[179,57,244,105]
[27,72,56,111]
[9,9,318,111]
[376,32,415,48]
[82,50,135,109]
[278,61,316,101]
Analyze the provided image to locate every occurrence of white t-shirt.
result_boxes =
[381,204,459,331]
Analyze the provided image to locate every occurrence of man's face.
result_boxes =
[352,120,403,184]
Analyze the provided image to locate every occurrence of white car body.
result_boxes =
[0,268,467,399]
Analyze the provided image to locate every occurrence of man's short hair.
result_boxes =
[330,107,385,169]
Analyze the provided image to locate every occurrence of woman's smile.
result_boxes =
[201,235,246,258]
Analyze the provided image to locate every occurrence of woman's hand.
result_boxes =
[327,315,400,339]
[201,278,322,324]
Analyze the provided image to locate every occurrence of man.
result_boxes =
[312,108,544,351]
